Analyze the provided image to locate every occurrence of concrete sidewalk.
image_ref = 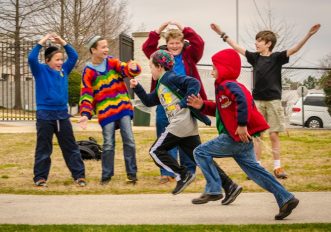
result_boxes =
[0,192,330,225]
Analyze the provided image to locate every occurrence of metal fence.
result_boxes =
[197,64,331,129]
[0,40,36,120]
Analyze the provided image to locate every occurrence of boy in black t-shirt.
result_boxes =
[210,23,321,179]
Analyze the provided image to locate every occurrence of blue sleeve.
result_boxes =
[133,83,160,107]
[28,44,42,78]
[172,75,200,108]
[226,82,248,126]
[62,44,78,74]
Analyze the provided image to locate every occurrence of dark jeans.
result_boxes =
[156,105,196,176]
[33,118,85,182]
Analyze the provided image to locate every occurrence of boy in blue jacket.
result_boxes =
[28,33,85,187]
[130,50,241,202]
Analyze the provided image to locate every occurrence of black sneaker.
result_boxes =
[100,177,111,185]
[126,174,138,184]
[221,183,243,205]
[172,172,195,195]
[192,193,224,204]
[275,197,299,220]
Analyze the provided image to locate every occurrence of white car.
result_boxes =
[290,93,331,128]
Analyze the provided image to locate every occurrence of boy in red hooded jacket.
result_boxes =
[187,49,299,220]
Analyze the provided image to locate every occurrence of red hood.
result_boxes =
[211,49,241,83]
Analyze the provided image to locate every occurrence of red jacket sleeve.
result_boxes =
[201,100,217,117]
[142,31,160,59]
[182,27,204,63]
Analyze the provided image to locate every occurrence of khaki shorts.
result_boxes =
[255,100,285,132]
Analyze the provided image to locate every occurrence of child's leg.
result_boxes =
[233,140,293,208]
[192,134,233,195]
[119,115,137,177]
[156,105,177,178]
[55,118,85,181]
[149,131,186,181]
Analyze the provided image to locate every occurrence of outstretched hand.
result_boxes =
[187,94,203,109]
[308,24,321,36]
[210,23,223,35]
[235,126,252,143]
[78,116,88,129]
[130,79,138,88]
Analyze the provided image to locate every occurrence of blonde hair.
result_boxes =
[164,29,184,43]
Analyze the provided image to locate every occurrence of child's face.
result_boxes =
[92,39,109,59]
[211,65,218,79]
[166,37,184,56]
[149,59,163,81]
[46,53,64,71]
[255,38,271,53]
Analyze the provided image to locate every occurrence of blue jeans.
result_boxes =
[194,133,293,208]
[156,105,196,177]
[101,115,137,180]
[34,118,85,182]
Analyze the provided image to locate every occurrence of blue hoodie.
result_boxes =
[28,44,78,112]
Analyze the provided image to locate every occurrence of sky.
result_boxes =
[127,0,330,69]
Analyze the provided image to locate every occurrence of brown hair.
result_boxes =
[164,29,184,43]
[255,30,277,51]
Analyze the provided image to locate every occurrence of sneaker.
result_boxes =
[275,197,299,220]
[172,172,195,195]
[192,193,224,204]
[75,178,86,187]
[274,167,288,179]
[100,177,111,185]
[221,183,243,205]
[35,179,47,187]
[126,174,138,184]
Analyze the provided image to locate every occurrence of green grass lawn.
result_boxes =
[0,128,330,194]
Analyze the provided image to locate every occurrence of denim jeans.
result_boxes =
[194,133,293,207]
[101,115,137,180]
[34,118,85,182]
[156,105,196,177]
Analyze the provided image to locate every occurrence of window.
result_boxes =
[304,96,327,107]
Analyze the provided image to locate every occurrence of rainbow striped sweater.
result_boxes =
[79,56,141,127]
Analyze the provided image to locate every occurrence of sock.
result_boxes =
[257,160,262,166]
[274,160,281,170]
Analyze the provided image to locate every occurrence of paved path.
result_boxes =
[0,192,330,225]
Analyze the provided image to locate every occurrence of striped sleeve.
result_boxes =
[108,58,141,78]
[79,67,96,119]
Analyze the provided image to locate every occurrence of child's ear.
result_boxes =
[266,41,272,48]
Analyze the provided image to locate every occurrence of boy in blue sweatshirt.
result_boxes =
[28,33,85,187]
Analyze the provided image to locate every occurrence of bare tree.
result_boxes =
[0,0,54,109]
[244,1,302,80]
[32,0,131,70]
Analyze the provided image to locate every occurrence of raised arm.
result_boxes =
[210,23,246,56]
[287,24,321,57]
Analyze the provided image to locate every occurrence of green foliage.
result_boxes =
[321,70,331,115]
[303,75,320,90]
[68,69,82,106]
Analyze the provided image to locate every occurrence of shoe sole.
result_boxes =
[275,198,299,220]
[222,185,243,205]
[172,174,196,195]
[192,196,223,205]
